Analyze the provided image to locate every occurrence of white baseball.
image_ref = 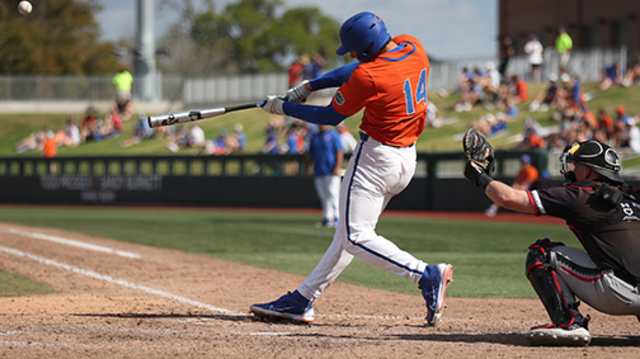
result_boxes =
[18,1,33,16]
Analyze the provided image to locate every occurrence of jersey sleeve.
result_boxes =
[330,66,377,117]
[529,186,578,218]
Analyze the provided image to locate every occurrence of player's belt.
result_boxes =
[359,132,415,148]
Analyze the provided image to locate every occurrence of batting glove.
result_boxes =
[262,95,285,116]
[286,80,312,104]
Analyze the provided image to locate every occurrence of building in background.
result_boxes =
[499,1,640,57]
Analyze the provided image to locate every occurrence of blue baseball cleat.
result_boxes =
[419,263,454,326]
[250,290,314,323]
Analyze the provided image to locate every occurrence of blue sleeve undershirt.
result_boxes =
[281,62,359,125]
[308,62,359,90]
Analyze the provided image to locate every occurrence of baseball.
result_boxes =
[18,1,32,16]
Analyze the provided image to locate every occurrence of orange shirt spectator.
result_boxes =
[528,133,546,149]
[514,160,539,190]
[516,78,528,102]
[598,111,614,137]
[43,137,57,158]
[582,111,598,129]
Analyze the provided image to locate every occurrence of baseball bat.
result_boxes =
[147,101,265,128]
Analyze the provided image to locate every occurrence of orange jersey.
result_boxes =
[515,164,539,186]
[43,138,57,158]
[331,35,430,147]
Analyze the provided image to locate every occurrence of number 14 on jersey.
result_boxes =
[403,68,427,115]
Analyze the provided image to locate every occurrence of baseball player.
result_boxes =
[252,11,453,325]
[305,125,344,227]
[465,136,640,346]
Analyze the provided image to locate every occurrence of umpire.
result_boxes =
[464,134,640,346]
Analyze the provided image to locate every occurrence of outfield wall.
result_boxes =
[0,151,602,212]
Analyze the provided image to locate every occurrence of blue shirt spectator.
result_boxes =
[308,127,343,176]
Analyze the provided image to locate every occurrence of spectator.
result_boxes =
[288,58,304,88]
[79,106,101,142]
[311,53,326,79]
[300,53,313,81]
[555,26,573,75]
[524,33,544,82]
[599,62,624,90]
[165,125,189,153]
[120,113,154,148]
[483,62,501,104]
[623,55,640,86]
[304,124,344,227]
[188,124,206,148]
[261,126,279,154]
[14,130,45,153]
[597,108,615,140]
[485,154,539,217]
[285,123,305,154]
[42,132,57,173]
[336,122,357,154]
[203,129,230,155]
[529,75,566,112]
[61,115,81,147]
[617,115,640,154]
[510,75,528,104]
[112,67,133,113]
[234,124,247,152]
[519,117,547,150]
[498,35,515,83]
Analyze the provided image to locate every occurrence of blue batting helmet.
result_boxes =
[336,11,391,62]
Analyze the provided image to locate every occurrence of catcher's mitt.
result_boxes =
[462,128,495,176]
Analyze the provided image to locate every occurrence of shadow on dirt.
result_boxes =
[73,312,251,323]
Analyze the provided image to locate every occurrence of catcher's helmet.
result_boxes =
[336,11,391,62]
[560,140,623,184]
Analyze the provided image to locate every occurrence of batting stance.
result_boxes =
[464,132,640,346]
[251,11,453,325]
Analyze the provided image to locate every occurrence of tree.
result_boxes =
[188,0,340,74]
[0,0,123,75]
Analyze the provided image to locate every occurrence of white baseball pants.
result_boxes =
[298,134,428,301]
[314,174,341,222]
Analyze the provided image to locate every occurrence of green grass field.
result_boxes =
[0,206,578,299]
[3,82,640,157]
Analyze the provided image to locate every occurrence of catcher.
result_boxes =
[463,128,640,346]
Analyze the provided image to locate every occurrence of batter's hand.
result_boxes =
[462,128,495,176]
[286,80,312,104]
[262,95,285,116]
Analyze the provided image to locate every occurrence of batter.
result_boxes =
[252,11,453,326]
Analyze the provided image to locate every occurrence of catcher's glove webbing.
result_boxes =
[463,128,495,175]
[462,128,495,189]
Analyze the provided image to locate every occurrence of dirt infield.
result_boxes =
[0,220,638,358]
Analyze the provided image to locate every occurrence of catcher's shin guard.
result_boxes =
[525,238,586,328]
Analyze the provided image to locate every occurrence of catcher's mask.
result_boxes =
[559,140,623,185]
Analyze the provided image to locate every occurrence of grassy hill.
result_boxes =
[2,82,640,157]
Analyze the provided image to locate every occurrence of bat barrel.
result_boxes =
[147,107,226,128]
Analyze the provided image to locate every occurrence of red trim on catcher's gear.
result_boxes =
[567,225,587,246]
[560,265,606,283]
[527,261,545,275]
[530,323,556,330]
[552,270,575,328]
[529,244,546,255]
[526,190,540,216]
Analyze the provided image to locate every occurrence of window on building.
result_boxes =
[583,24,599,49]
[612,19,629,48]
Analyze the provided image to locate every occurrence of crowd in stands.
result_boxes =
[14,102,130,156]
